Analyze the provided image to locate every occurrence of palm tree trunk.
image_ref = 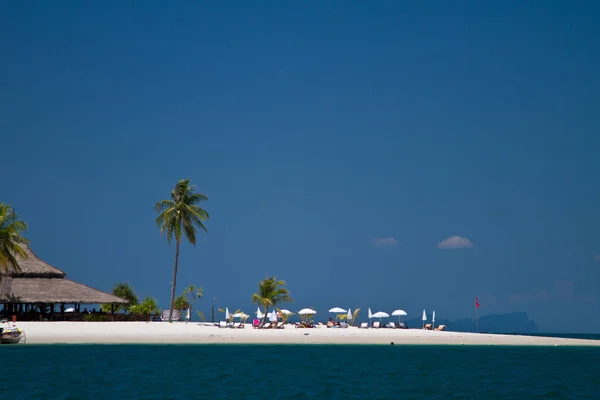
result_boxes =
[263,305,268,325]
[168,239,180,323]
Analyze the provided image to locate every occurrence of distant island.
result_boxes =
[405,312,539,334]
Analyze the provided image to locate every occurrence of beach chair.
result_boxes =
[424,324,432,330]
[373,321,381,328]
[340,322,349,328]
[276,321,284,329]
[218,321,228,328]
[359,322,369,329]
[261,322,273,329]
[398,322,409,329]
[232,322,240,329]
[435,325,446,331]
[388,322,397,329]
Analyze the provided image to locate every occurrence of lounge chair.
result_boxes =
[359,322,369,329]
[232,322,241,329]
[276,321,284,329]
[398,322,409,329]
[261,322,273,329]
[424,324,432,330]
[435,325,446,331]
[218,321,228,328]
[373,321,381,328]
[340,322,349,328]
[388,322,397,329]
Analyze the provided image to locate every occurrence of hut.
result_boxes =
[0,245,127,321]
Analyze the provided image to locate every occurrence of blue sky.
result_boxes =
[1,2,599,332]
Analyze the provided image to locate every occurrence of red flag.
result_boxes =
[475,297,480,309]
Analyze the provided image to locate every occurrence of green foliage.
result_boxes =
[352,308,361,325]
[184,285,203,305]
[196,311,205,322]
[84,313,108,322]
[155,180,209,322]
[0,204,29,276]
[339,309,361,325]
[130,297,160,318]
[101,282,139,313]
[173,295,189,310]
[155,179,209,246]
[251,276,293,322]
[276,308,295,323]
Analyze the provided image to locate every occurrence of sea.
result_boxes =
[2,340,600,399]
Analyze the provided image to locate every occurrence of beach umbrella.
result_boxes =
[372,311,389,324]
[186,308,190,322]
[256,307,264,319]
[432,310,436,330]
[269,311,278,322]
[298,308,316,322]
[329,307,346,321]
[391,309,407,324]
[347,308,352,322]
[422,309,427,328]
[225,307,230,321]
[368,308,373,327]
[279,309,293,315]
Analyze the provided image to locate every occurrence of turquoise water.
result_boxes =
[1,344,599,399]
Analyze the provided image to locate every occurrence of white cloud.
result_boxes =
[437,235,473,250]
[371,237,399,247]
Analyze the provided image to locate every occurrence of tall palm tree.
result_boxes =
[252,276,293,324]
[0,203,29,276]
[155,180,209,322]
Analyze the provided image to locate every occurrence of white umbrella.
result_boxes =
[432,310,436,330]
[298,308,316,322]
[391,309,407,324]
[368,308,373,327]
[269,311,278,322]
[328,307,346,313]
[372,311,389,318]
[256,307,264,319]
[372,311,389,325]
[225,307,230,321]
[422,309,427,328]
[186,308,190,322]
[279,309,293,315]
[347,308,352,321]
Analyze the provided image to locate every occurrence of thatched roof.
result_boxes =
[0,277,128,304]
[0,245,127,304]
[6,245,66,278]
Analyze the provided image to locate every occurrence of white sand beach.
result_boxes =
[9,322,600,346]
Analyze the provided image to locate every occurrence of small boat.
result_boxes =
[0,326,26,344]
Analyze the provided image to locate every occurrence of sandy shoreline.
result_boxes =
[5,322,599,346]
